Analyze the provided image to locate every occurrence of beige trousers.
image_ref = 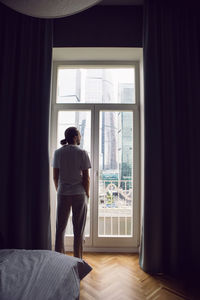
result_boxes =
[55,194,88,258]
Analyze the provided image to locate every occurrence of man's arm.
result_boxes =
[82,169,90,198]
[53,168,59,191]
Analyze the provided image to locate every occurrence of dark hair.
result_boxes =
[60,127,79,145]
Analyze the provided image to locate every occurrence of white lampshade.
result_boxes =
[0,0,102,18]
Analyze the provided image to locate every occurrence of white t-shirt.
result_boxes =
[52,145,91,195]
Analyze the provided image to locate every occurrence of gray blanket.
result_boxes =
[0,249,92,300]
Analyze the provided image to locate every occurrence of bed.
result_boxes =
[0,249,92,300]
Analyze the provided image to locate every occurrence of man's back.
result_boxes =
[53,144,91,195]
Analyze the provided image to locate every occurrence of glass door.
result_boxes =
[93,105,139,248]
[50,105,94,248]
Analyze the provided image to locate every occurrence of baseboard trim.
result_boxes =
[52,244,139,253]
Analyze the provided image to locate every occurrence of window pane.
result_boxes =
[57,111,91,155]
[57,68,135,104]
[98,111,133,237]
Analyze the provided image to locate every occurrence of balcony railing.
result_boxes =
[65,179,133,237]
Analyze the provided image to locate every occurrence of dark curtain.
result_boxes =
[0,3,52,249]
[140,0,200,277]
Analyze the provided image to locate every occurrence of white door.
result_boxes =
[93,105,139,248]
[50,64,140,250]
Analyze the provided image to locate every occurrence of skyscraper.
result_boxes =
[85,69,117,171]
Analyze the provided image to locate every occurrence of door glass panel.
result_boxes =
[57,110,91,236]
[98,111,133,237]
[57,68,135,104]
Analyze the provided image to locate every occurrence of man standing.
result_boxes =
[52,127,91,258]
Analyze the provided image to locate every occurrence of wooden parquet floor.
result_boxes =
[80,253,199,300]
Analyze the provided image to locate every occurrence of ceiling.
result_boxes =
[99,0,143,5]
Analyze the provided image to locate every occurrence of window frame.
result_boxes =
[50,58,141,252]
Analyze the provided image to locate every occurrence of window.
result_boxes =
[56,67,135,104]
[50,48,142,251]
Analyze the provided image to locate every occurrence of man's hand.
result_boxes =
[82,169,90,198]
[53,168,59,191]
